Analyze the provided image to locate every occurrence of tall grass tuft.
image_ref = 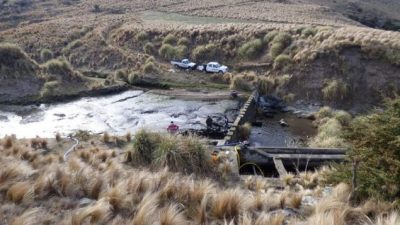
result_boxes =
[211,189,243,222]
[72,199,112,225]
[322,79,348,102]
[238,39,264,59]
[159,204,187,225]
[132,192,159,225]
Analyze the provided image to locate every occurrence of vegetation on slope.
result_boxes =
[0,132,399,224]
[328,98,400,203]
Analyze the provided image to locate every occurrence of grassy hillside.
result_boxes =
[1,0,399,108]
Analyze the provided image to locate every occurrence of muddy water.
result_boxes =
[249,113,317,147]
[0,90,238,138]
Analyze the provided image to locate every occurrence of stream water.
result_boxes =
[0,90,238,138]
[249,113,317,147]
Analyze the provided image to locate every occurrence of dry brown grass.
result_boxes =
[0,136,398,224]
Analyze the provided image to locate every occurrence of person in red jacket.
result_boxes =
[167,121,179,134]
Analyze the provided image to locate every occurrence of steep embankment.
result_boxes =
[0,43,44,102]
[108,22,400,110]
[0,43,125,104]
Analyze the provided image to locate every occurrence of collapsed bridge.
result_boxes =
[217,91,346,176]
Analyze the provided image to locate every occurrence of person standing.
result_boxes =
[206,116,213,130]
[167,121,179,134]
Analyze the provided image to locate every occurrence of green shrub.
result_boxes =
[41,81,59,97]
[114,70,127,82]
[309,118,346,148]
[126,130,213,175]
[136,31,149,42]
[128,72,142,85]
[129,129,160,164]
[322,79,348,102]
[316,106,333,120]
[237,39,264,59]
[283,93,295,103]
[62,40,82,53]
[40,49,53,62]
[273,54,291,69]
[192,44,217,61]
[175,45,188,58]
[177,37,190,46]
[44,59,78,80]
[269,32,292,59]
[263,31,278,44]
[269,42,285,59]
[384,49,400,66]
[334,110,352,126]
[158,44,178,60]
[272,32,292,46]
[143,42,155,54]
[257,76,276,95]
[162,34,177,45]
[230,75,252,92]
[145,56,155,64]
[143,61,158,74]
[0,43,37,76]
[153,135,212,175]
[301,27,317,38]
[327,98,400,202]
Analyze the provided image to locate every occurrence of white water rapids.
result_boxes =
[0,90,238,138]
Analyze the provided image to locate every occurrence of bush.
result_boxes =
[192,44,217,61]
[230,75,252,92]
[143,42,155,54]
[162,34,177,45]
[153,135,212,175]
[136,31,149,42]
[0,43,36,72]
[273,54,291,69]
[129,129,160,164]
[62,40,82,53]
[127,130,213,175]
[328,98,400,202]
[175,45,188,58]
[334,110,352,126]
[128,72,142,85]
[263,31,278,44]
[41,81,59,97]
[272,32,292,47]
[316,106,333,120]
[143,61,158,74]
[237,39,264,59]
[309,118,345,148]
[301,27,317,38]
[322,79,348,102]
[40,49,53,62]
[283,93,295,103]
[44,59,78,80]
[257,76,276,95]
[269,42,285,59]
[269,32,292,59]
[159,44,178,60]
[177,37,190,46]
[114,70,127,82]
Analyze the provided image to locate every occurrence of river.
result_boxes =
[0,90,238,138]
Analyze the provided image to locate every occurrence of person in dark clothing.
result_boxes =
[206,116,213,130]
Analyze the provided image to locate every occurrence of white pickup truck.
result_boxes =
[197,62,228,74]
[170,59,197,70]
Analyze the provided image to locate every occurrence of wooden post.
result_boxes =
[349,160,359,202]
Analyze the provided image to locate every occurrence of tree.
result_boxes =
[329,98,400,202]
